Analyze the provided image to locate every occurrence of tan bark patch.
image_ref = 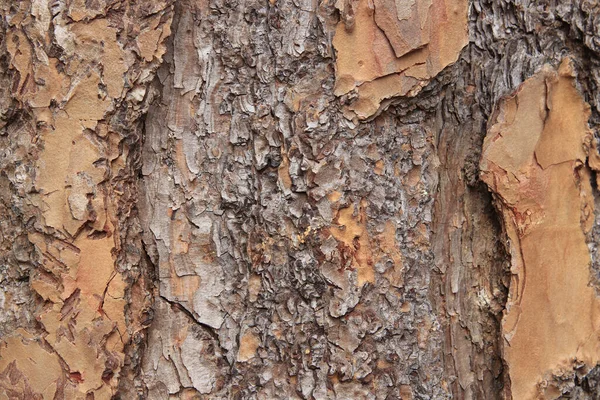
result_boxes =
[0,330,63,399]
[237,329,261,362]
[330,199,375,286]
[480,59,600,399]
[333,0,468,119]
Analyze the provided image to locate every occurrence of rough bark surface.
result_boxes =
[0,1,174,398]
[3,0,600,399]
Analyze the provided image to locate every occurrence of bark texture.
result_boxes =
[3,0,600,399]
[0,1,174,398]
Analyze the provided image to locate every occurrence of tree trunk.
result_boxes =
[2,0,600,399]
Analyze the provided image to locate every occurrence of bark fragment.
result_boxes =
[332,0,468,119]
[0,1,173,398]
[481,59,600,400]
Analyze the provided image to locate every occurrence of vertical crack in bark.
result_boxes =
[430,61,510,398]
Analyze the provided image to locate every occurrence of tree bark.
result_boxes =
[2,0,600,399]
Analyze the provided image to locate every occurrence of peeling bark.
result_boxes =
[3,0,600,399]
[0,1,173,398]
[481,59,600,399]
[332,0,468,119]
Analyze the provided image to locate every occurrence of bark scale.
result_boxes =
[1,0,600,399]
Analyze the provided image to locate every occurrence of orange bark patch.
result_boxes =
[332,0,468,119]
[278,151,293,191]
[480,59,600,399]
[327,190,343,203]
[374,160,385,175]
[237,329,261,362]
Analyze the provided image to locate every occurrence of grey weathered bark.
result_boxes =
[3,0,600,399]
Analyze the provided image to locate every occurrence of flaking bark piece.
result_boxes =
[480,59,600,400]
[333,0,467,119]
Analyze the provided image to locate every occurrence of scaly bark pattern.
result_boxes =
[3,0,600,399]
[0,1,173,398]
